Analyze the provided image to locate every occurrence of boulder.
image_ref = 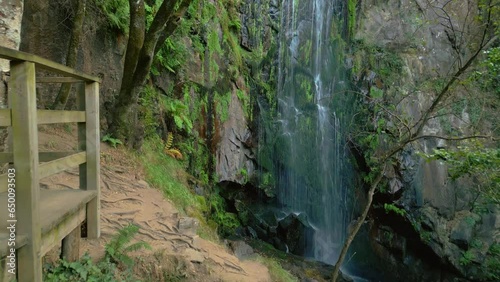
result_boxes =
[277,213,315,256]
[177,217,199,236]
[229,240,254,260]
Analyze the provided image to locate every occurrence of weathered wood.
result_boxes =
[41,207,86,257]
[38,189,95,256]
[10,61,42,281]
[0,174,6,193]
[0,151,80,163]
[0,233,28,258]
[36,77,84,83]
[0,153,12,163]
[37,110,85,124]
[38,152,86,179]
[79,82,100,239]
[61,225,81,262]
[0,109,11,126]
[0,46,100,82]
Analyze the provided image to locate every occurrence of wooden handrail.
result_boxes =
[0,53,101,281]
[0,46,101,83]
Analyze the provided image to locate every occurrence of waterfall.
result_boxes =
[275,0,353,263]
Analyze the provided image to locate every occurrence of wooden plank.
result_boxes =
[0,153,11,163]
[36,77,84,83]
[38,110,85,124]
[79,82,100,239]
[0,233,28,258]
[40,208,85,257]
[0,151,80,163]
[0,46,100,83]
[61,225,81,262]
[10,61,42,281]
[0,174,6,193]
[38,189,95,256]
[0,109,11,126]
[38,189,96,234]
[39,152,86,179]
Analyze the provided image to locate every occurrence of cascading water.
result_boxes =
[275,0,354,264]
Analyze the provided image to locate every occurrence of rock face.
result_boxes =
[277,213,315,256]
[215,87,255,185]
[19,0,125,121]
[353,0,500,281]
[0,0,23,71]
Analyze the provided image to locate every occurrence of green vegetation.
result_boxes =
[208,191,240,236]
[256,256,299,282]
[105,224,151,268]
[484,243,500,280]
[93,0,129,33]
[459,250,475,266]
[347,0,357,39]
[44,253,120,282]
[140,136,224,241]
[383,203,407,217]
[141,137,206,213]
[102,134,123,148]
[424,143,500,204]
[44,224,149,281]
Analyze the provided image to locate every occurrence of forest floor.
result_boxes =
[39,124,273,282]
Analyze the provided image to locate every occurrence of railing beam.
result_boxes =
[77,82,100,238]
[10,61,42,282]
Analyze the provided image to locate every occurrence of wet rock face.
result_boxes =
[239,206,315,256]
[355,0,500,280]
[277,213,315,256]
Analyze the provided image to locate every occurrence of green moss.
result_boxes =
[256,256,299,282]
[347,0,357,39]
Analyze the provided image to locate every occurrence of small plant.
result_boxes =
[102,134,123,148]
[44,253,117,282]
[460,250,475,266]
[105,224,152,268]
[239,168,248,182]
[209,192,240,236]
[383,203,407,217]
[164,132,183,160]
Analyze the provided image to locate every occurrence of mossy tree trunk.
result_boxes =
[109,0,192,148]
[51,0,86,110]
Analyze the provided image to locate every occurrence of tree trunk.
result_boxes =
[332,169,385,282]
[110,0,192,147]
[51,0,86,110]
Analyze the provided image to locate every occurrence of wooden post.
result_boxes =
[61,227,80,262]
[10,61,42,281]
[77,82,100,239]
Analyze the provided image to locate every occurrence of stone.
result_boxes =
[270,237,288,253]
[277,213,314,256]
[247,226,258,239]
[450,216,476,249]
[215,86,256,185]
[177,217,199,236]
[229,240,254,260]
[183,248,205,263]
[0,0,23,71]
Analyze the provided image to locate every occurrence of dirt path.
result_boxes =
[39,125,271,282]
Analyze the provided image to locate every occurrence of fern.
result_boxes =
[164,132,183,160]
[104,224,151,268]
[165,132,174,149]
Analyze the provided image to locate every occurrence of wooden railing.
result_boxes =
[0,46,100,282]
